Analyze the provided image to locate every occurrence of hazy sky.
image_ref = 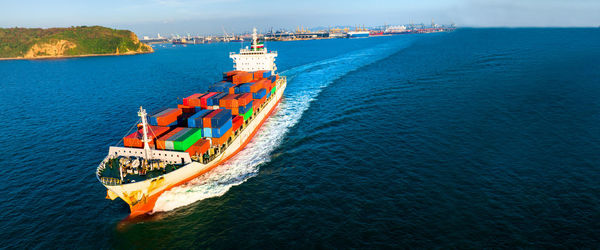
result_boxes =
[1,0,599,36]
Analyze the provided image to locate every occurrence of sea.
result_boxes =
[0,28,599,248]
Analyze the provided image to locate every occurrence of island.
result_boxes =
[0,26,153,60]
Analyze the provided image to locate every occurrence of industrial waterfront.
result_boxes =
[140,22,456,44]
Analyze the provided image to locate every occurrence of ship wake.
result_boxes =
[153,37,415,213]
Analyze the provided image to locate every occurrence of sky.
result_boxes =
[1,0,599,36]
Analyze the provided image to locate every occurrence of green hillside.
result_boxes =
[0,26,153,58]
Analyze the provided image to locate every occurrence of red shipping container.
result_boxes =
[211,129,232,146]
[123,126,170,148]
[155,127,184,149]
[236,93,252,106]
[155,108,182,126]
[186,139,210,157]
[202,109,221,128]
[232,115,243,131]
[183,93,203,106]
[200,92,218,107]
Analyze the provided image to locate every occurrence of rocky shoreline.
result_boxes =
[0,50,153,61]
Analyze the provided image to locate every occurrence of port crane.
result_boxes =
[222,26,235,42]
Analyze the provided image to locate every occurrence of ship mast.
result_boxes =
[138,106,152,161]
[251,27,258,50]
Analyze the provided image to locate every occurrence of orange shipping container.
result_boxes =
[256,79,270,90]
[237,93,252,106]
[232,72,253,84]
[211,129,232,146]
[219,94,240,108]
[156,127,184,149]
[154,108,182,126]
[123,126,170,148]
[186,139,210,157]
[252,95,266,111]
[202,109,220,128]
[253,70,267,80]
[183,93,203,106]
[224,70,243,77]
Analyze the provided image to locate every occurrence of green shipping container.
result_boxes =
[271,86,276,96]
[243,109,253,121]
[165,128,191,150]
[173,128,203,151]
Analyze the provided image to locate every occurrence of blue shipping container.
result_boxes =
[212,119,232,138]
[253,88,267,99]
[262,71,272,78]
[203,127,212,138]
[207,92,228,106]
[211,82,235,92]
[238,101,253,114]
[238,82,256,93]
[211,109,232,128]
[187,109,211,128]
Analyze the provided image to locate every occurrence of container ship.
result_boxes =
[97,28,287,217]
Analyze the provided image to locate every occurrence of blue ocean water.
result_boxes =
[1,28,599,248]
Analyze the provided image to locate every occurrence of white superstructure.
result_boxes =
[385,25,407,33]
[229,28,277,73]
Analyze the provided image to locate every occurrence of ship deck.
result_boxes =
[97,82,279,186]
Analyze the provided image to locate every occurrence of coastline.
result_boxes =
[0,51,154,61]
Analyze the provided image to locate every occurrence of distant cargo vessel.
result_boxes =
[347,31,369,38]
[97,28,287,217]
[384,25,410,35]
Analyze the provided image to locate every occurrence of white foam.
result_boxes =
[153,38,414,213]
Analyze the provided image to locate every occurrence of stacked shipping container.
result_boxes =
[124,70,277,157]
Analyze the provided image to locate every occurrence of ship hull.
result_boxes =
[103,79,287,217]
[347,32,369,38]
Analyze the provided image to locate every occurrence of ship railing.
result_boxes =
[229,50,277,56]
[100,177,122,186]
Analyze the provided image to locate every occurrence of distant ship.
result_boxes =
[97,28,287,218]
[384,25,411,35]
[347,31,369,38]
[369,31,384,36]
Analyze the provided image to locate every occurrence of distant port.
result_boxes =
[140,21,456,45]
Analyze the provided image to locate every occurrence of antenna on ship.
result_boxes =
[138,106,152,162]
